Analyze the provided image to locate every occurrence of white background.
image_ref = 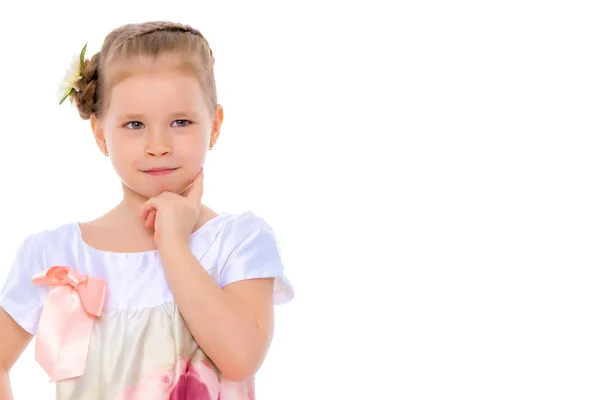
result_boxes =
[0,0,599,399]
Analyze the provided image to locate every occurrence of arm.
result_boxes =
[0,308,32,400]
[160,243,275,382]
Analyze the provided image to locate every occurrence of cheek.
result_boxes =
[108,145,138,173]
[183,149,208,172]
[109,155,129,176]
[180,138,209,167]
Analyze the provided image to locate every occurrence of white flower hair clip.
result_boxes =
[58,43,87,105]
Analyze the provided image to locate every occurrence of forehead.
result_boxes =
[105,52,201,85]
[103,54,207,114]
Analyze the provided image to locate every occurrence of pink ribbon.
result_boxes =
[32,266,107,382]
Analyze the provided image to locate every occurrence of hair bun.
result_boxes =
[71,54,100,120]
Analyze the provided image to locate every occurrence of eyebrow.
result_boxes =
[170,111,201,119]
[117,112,201,121]
[117,113,145,121]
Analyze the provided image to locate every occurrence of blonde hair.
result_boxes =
[71,21,217,120]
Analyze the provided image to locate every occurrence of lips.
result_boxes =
[143,167,178,176]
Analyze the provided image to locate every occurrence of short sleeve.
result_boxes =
[0,232,48,335]
[218,213,294,305]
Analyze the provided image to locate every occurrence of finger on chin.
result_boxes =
[185,170,205,199]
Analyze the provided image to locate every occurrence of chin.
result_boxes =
[123,180,187,199]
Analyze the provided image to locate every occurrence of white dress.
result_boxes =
[0,211,294,399]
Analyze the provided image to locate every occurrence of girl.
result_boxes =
[0,21,293,399]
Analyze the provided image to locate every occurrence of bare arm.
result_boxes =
[0,308,32,400]
[160,243,275,382]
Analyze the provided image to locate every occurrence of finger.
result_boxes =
[140,205,152,220]
[145,209,156,229]
[184,168,204,199]
[184,169,203,198]
[140,198,158,220]
[150,210,156,229]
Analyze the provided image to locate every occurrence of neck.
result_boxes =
[111,184,153,232]
[122,184,150,211]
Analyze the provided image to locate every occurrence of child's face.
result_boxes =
[92,62,222,199]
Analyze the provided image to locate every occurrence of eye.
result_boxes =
[172,119,191,127]
[125,121,145,129]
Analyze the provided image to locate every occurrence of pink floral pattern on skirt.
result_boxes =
[116,359,255,399]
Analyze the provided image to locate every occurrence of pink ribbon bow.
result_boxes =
[32,266,107,382]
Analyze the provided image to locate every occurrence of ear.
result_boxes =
[90,114,108,156]
[209,104,224,149]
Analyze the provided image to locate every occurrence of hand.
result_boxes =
[140,168,204,249]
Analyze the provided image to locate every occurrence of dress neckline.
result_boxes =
[73,212,233,257]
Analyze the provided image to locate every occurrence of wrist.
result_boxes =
[157,237,191,258]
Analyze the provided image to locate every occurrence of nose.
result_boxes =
[145,129,172,157]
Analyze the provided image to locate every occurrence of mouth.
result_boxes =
[143,167,179,176]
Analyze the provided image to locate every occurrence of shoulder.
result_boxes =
[213,210,280,252]
[218,210,276,238]
[15,222,78,257]
[6,222,81,277]
[214,210,283,267]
